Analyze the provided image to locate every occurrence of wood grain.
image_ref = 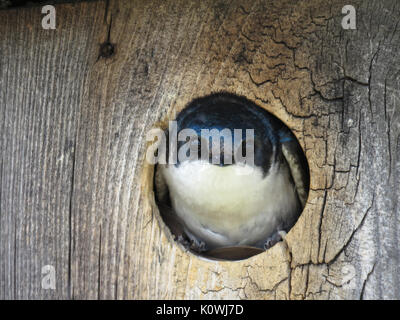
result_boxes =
[0,0,399,299]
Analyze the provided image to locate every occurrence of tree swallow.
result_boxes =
[154,92,309,259]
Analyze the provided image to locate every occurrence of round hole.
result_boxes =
[150,92,310,261]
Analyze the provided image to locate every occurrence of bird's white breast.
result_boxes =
[160,161,298,247]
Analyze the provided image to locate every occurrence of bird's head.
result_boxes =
[171,92,282,176]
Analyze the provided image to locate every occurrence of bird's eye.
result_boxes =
[185,137,197,161]
[189,138,200,149]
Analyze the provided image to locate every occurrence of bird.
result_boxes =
[154,92,309,259]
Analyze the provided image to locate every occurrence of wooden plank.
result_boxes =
[1,0,400,299]
[0,1,106,299]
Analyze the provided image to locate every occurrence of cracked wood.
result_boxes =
[0,0,399,299]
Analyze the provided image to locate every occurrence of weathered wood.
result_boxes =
[1,0,399,299]
[0,1,107,299]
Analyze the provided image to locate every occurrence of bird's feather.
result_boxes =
[281,140,309,207]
